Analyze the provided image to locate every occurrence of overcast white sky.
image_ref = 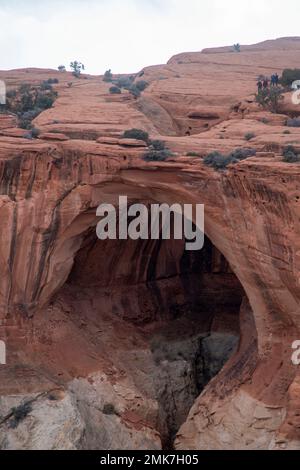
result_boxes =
[1,0,299,74]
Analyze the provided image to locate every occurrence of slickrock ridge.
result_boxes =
[0,37,300,449]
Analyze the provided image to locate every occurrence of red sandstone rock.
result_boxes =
[0,37,300,450]
[39,132,69,141]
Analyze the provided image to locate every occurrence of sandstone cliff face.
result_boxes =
[0,38,300,449]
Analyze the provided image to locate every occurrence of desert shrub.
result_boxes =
[58,65,66,72]
[35,93,56,109]
[6,82,57,129]
[9,403,32,429]
[19,83,31,94]
[70,61,84,78]
[19,119,32,130]
[20,90,35,113]
[260,117,269,124]
[233,43,241,53]
[109,86,121,94]
[40,81,53,91]
[143,149,172,162]
[281,69,300,87]
[203,152,234,169]
[186,151,201,157]
[6,90,17,99]
[255,87,284,113]
[283,130,291,134]
[114,76,134,89]
[46,78,59,84]
[143,140,173,161]
[245,132,255,141]
[128,84,141,98]
[19,110,41,129]
[123,128,149,143]
[150,140,166,151]
[67,82,73,88]
[103,69,113,82]
[135,80,149,92]
[31,127,40,138]
[102,403,116,415]
[204,148,256,170]
[283,145,300,163]
[230,148,256,160]
[286,118,300,127]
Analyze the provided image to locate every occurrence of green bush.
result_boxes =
[35,93,56,109]
[31,127,40,138]
[255,87,284,113]
[283,145,300,163]
[6,82,57,129]
[70,61,85,77]
[9,403,32,429]
[135,80,149,92]
[143,149,172,162]
[286,118,300,127]
[103,69,113,82]
[114,76,134,89]
[123,128,149,142]
[128,84,141,98]
[230,148,256,160]
[109,86,121,94]
[245,132,255,141]
[204,148,256,170]
[58,65,66,72]
[233,43,241,52]
[40,81,53,91]
[47,78,59,84]
[281,69,300,87]
[150,140,166,151]
[102,403,116,415]
[203,152,233,169]
[6,90,17,99]
[260,117,269,124]
[186,151,201,157]
[143,140,173,161]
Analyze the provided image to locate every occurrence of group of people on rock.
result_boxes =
[257,73,279,92]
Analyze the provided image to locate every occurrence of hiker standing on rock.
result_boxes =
[271,74,276,86]
[263,78,269,89]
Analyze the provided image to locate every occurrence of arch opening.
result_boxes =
[47,216,246,448]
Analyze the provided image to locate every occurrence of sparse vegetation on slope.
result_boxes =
[143,140,173,162]
[204,148,256,170]
[255,87,284,114]
[282,145,300,163]
[286,118,300,127]
[281,69,300,87]
[4,81,58,129]
[122,129,149,143]
[70,61,85,78]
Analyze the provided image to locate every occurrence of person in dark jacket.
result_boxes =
[257,80,263,92]
[263,78,269,89]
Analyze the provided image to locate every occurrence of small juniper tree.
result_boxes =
[70,61,85,78]
[109,86,121,94]
[58,65,66,72]
[103,69,113,82]
[233,43,241,53]
[255,87,284,114]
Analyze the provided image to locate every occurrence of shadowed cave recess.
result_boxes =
[57,223,245,448]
